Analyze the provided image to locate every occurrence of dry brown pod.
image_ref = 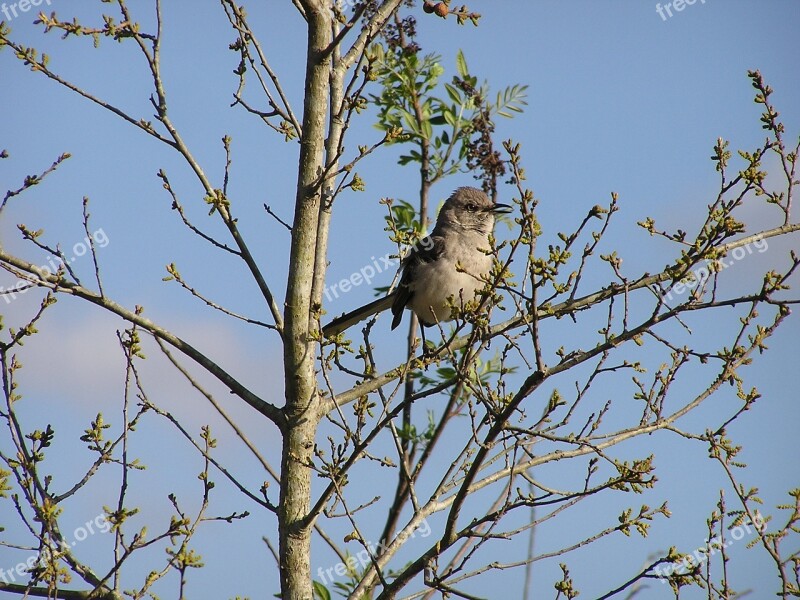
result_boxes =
[422,1,435,13]
[433,2,449,17]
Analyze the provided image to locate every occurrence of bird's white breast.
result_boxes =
[407,230,493,326]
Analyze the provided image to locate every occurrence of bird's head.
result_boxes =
[438,187,512,234]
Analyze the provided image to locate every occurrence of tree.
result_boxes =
[1,2,798,599]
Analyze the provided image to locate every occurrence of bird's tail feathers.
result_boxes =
[322,294,395,337]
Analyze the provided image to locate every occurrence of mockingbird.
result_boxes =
[323,187,511,337]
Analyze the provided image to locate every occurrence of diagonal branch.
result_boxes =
[326,221,800,410]
[0,249,286,431]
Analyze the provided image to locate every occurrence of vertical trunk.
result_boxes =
[280,3,331,599]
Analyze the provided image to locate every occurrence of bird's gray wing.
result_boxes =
[391,234,446,330]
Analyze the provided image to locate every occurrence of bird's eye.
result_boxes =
[466,203,477,212]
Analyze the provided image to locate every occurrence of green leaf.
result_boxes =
[421,119,433,140]
[400,109,420,135]
[312,581,331,600]
[494,84,529,119]
[443,108,457,127]
[456,49,469,78]
[444,83,462,105]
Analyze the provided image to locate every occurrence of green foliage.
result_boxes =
[167,546,204,570]
[383,198,426,252]
[369,44,526,186]
[617,503,670,537]
[311,553,376,600]
[312,580,331,600]
[204,189,230,216]
[553,563,580,599]
[0,467,11,498]
[80,412,112,453]
[414,348,511,396]
[1,3,797,599]
[396,410,437,446]
[609,455,656,493]
[25,424,55,463]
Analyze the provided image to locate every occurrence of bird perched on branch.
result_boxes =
[323,187,511,338]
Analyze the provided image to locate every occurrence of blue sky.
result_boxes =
[1,1,798,598]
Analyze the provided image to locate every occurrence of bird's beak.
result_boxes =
[491,203,513,214]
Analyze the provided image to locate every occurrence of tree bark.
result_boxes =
[279,2,331,598]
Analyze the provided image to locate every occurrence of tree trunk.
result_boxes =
[279,2,331,598]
